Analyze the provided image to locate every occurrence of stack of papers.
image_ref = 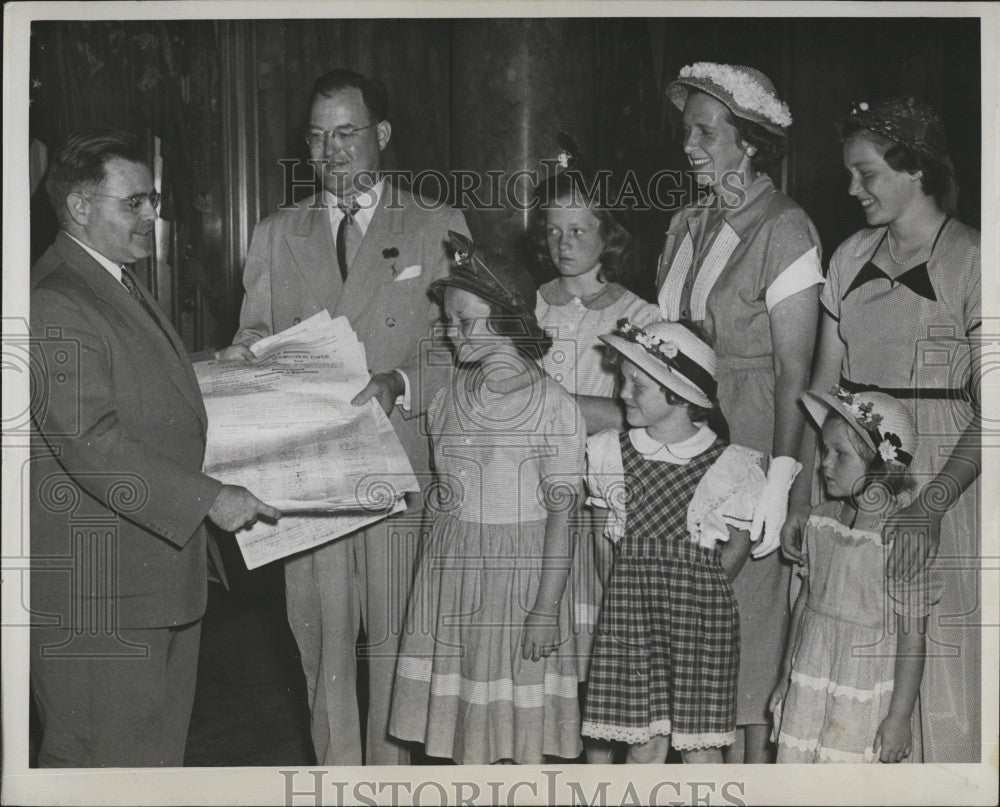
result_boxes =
[194,312,419,569]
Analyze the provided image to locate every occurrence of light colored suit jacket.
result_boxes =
[30,232,223,629]
[233,185,470,473]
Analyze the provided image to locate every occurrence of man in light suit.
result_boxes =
[217,69,470,764]
[30,128,280,767]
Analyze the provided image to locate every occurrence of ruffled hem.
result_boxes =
[581,718,672,744]
[807,515,882,546]
[672,730,736,751]
[790,670,894,703]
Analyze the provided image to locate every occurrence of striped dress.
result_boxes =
[776,502,931,763]
[389,369,586,764]
[655,174,825,727]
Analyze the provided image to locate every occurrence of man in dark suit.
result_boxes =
[216,69,469,764]
[30,128,280,767]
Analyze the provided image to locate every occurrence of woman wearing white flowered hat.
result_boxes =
[656,62,825,763]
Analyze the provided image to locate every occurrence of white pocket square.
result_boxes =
[394,264,422,281]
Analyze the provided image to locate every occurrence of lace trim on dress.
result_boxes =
[779,732,874,763]
[581,719,672,744]
[808,515,883,546]
[672,730,737,751]
[790,669,894,702]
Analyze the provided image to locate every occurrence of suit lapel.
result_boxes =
[121,266,210,429]
[53,235,208,430]
[284,204,343,312]
[334,187,405,318]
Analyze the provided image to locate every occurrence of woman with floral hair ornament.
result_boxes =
[655,62,825,762]
[784,96,981,763]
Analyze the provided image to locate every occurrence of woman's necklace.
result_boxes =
[886,217,946,266]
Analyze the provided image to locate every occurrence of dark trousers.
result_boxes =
[31,619,202,767]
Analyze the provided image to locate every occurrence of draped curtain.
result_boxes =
[30,18,980,351]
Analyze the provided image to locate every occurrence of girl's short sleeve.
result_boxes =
[585,429,626,542]
[688,445,767,548]
[761,208,825,311]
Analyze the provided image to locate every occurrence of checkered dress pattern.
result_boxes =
[582,435,740,749]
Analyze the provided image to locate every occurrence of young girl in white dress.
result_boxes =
[389,232,586,764]
[771,388,927,763]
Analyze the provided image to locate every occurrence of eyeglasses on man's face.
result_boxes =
[304,123,378,149]
[88,191,161,215]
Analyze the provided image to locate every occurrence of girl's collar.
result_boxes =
[539,279,628,310]
[629,423,717,462]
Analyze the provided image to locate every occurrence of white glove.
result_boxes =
[749,455,802,558]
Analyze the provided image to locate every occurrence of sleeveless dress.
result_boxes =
[821,219,981,763]
[656,174,825,726]
[776,502,931,763]
[388,370,586,764]
[582,428,765,749]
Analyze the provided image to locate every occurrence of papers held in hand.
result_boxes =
[194,312,419,568]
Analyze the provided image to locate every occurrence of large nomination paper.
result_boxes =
[194,312,418,569]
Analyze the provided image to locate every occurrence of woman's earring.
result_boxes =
[745,145,757,157]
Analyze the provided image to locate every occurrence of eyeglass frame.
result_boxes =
[304,122,380,149]
[85,191,161,215]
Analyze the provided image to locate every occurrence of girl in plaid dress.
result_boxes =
[389,233,586,764]
[771,389,926,763]
[583,318,766,763]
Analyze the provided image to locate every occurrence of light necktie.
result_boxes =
[336,200,362,282]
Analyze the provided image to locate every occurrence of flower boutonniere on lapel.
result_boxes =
[382,247,400,276]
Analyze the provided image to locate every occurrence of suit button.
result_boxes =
[681,309,689,318]
[292,317,301,325]
[386,317,396,327]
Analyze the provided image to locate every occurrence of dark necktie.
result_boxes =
[120,268,175,346]
[120,268,160,321]
[336,201,361,282]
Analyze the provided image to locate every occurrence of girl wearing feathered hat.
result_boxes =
[657,62,825,762]
[582,317,766,763]
[771,388,927,764]
[389,233,586,764]
[787,96,981,763]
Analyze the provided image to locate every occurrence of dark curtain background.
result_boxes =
[30,20,228,348]
[30,17,981,351]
